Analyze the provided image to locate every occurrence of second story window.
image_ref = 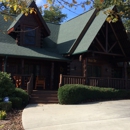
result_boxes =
[24,27,36,45]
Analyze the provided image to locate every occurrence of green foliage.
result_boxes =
[0,110,7,120]
[10,97,22,109]
[0,101,12,112]
[12,88,29,106]
[58,84,130,104]
[94,0,130,29]
[0,72,15,98]
[0,0,36,21]
[42,6,67,24]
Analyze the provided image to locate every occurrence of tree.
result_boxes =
[41,6,67,24]
[44,0,130,22]
[94,0,130,30]
[0,0,36,21]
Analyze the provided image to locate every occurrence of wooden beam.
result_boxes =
[50,62,54,89]
[95,37,106,52]
[3,56,7,72]
[7,27,14,34]
[83,58,87,78]
[108,42,117,52]
[101,29,105,38]
[87,50,124,56]
[110,23,126,57]
[21,59,24,74]
[106,22,108,52]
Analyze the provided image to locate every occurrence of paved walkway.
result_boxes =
[22,100,130,130]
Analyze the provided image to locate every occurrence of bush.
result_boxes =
[0,110,7,120]
[12,88,29,106]
[0,72,15,98]
[58,84,130,104]
[9,97,22,109]
[0,101,12,111]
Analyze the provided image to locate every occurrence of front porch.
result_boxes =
[59,75,130,89]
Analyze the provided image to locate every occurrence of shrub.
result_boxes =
[0,110,7,120]
[12,88,29,106]
[58,84,86,104]
[0,72,15,98]
[58,84,130,104]
[0,101,12,111]
[10,97,22,109]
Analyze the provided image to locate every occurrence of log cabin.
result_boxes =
[0,1,130,95]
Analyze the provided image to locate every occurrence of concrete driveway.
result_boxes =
[22,100,130,130]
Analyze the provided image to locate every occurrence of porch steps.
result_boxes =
[29,90,59,104]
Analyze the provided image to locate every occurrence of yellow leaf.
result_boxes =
[25,13,28,16]
[30,9,33,14]
[14,4,17,11]
[106,17,111,23]
[44,4,48,9]
[47,0,52,4]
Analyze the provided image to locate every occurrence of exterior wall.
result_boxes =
[87,58,112,78]
[69,59,82,76]
[69,55,124,79]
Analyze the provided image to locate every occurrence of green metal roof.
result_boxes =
[0,42,68,61]
[0,14,16,44]
[57,8,96,54]
[7,14,22,31]
[73,6,114,55]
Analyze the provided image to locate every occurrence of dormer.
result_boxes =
[7,1,50,48]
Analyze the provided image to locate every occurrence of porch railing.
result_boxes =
[27,74,33,95]
[59,74,130,89]
[88,77,130,89]
[59,74,86,87]
[12,74,31,88]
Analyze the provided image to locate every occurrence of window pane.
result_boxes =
[25,27,35,36]
[25,37,35,44]
[24,27,36,44]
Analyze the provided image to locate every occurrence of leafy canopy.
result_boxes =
[0,0,36,21]
[41,6,67,24]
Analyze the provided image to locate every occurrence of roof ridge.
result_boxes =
[68,8,98,55]
[46,22,61,25]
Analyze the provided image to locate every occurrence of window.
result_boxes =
[24,27,36,44]
[87,65,101,77]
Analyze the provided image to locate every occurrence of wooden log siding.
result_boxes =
[88,77,130,89]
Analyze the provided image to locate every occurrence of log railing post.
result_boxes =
[59,74,63,88]
[27,74,33,96]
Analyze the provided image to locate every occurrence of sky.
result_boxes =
[35,0,93,22]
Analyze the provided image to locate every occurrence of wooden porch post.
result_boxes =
[83,58,87,85]
[59,74,63,88]
[50,62,54,89]
[21,59,24,88]
[3,56,7,72]
[21,59,24,74]
[124,62,127,89]
[106,22,108,52]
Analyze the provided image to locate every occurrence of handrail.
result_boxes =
[59,74,86,87]
[88,77,130,89]
[27,74,33,95]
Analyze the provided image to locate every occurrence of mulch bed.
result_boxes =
[0,109,24,130]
